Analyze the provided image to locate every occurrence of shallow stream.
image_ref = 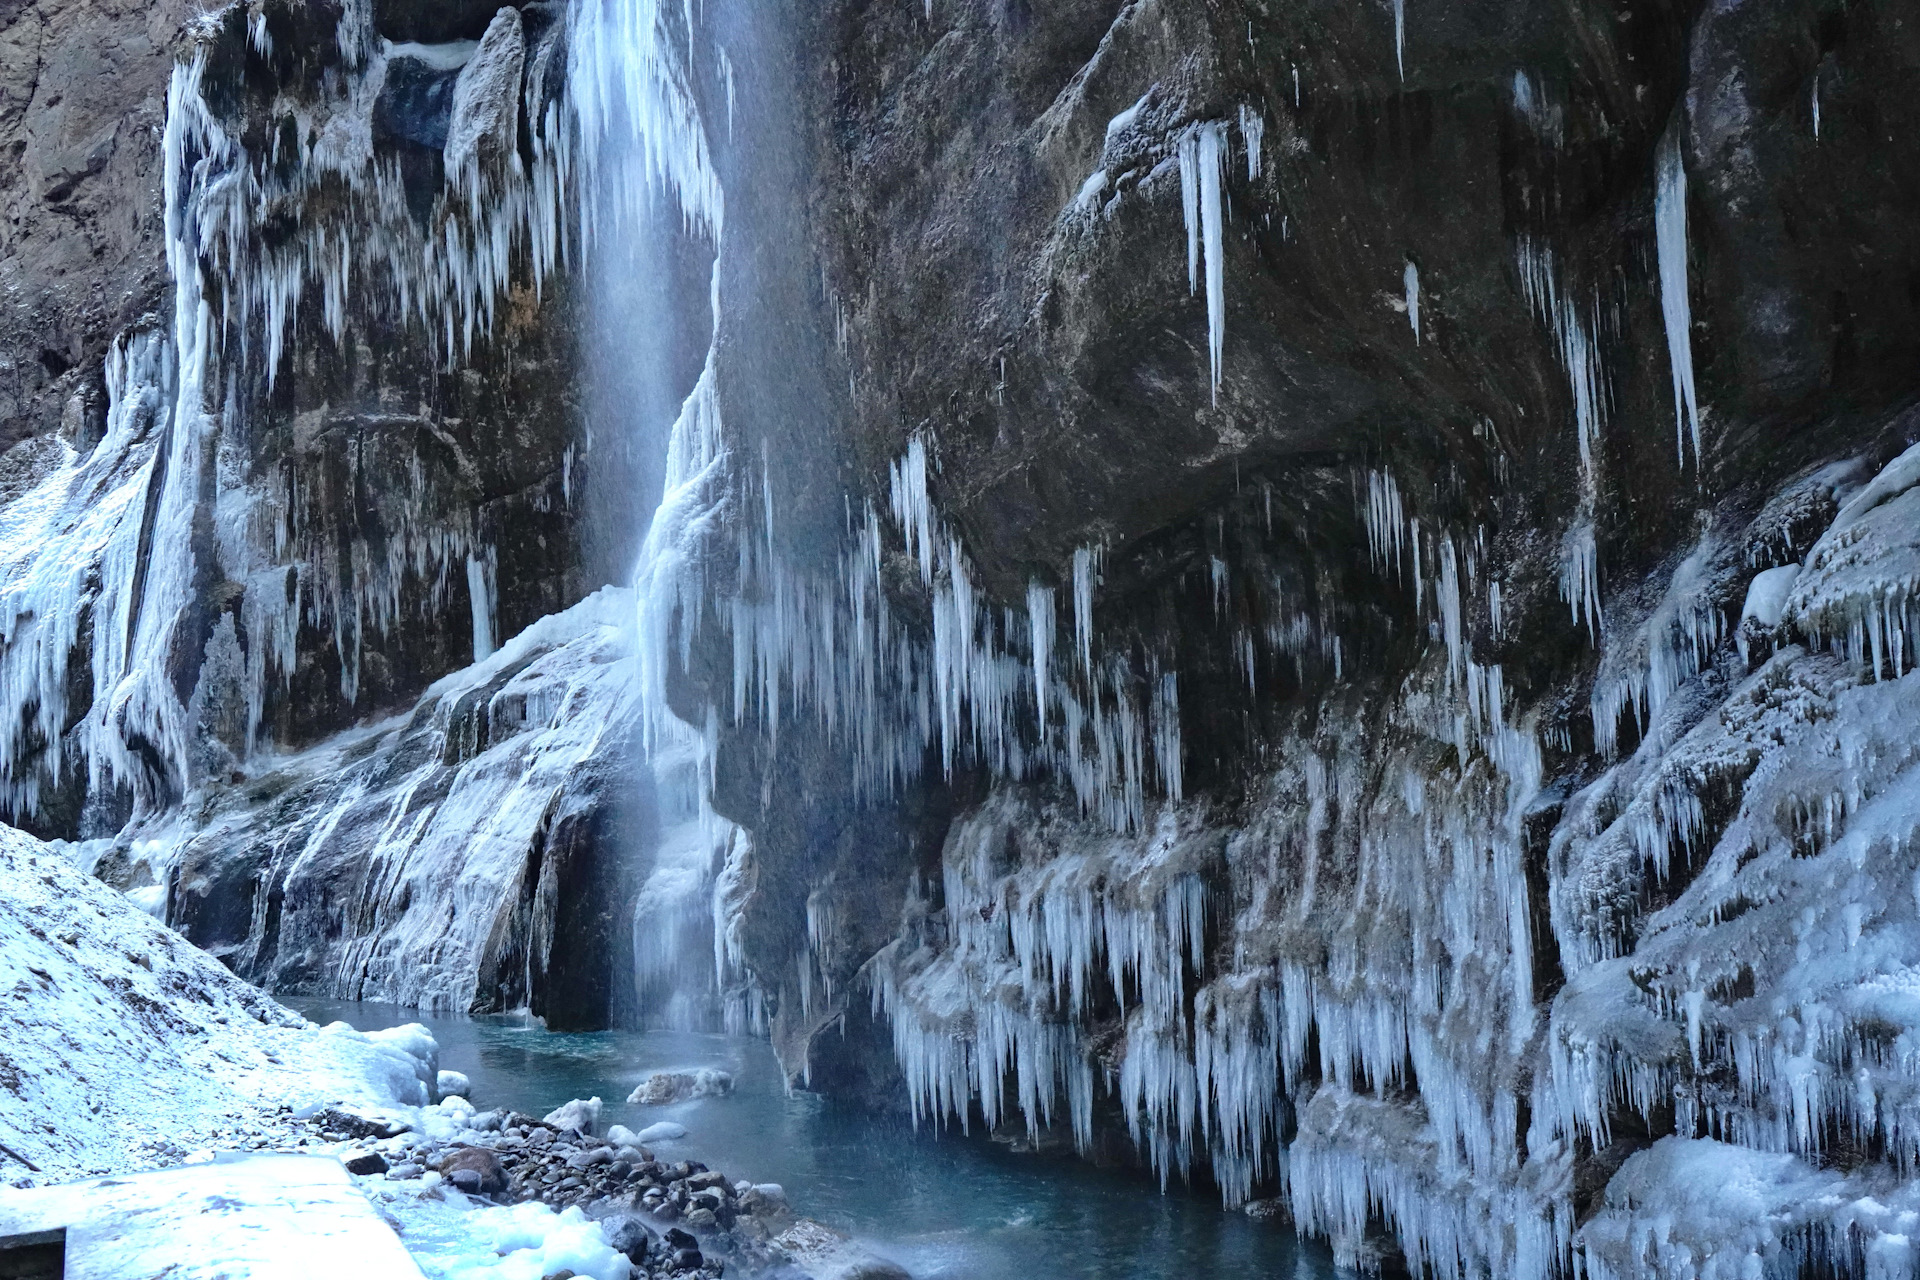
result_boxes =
[291,1001,1341,1280]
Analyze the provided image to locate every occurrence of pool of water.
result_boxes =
[290,1000,1340,1280]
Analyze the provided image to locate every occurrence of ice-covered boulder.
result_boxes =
[442,7,524,180]
[636,1121,686,1143]
[1785,441,1920,677]
[542,1097,604,1135]
[626,1068,733,1105]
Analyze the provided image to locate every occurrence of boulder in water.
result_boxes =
[541,1097,602,1135]
[435,1069,471,1101]
[1243,1198,1289,1223]
[775,1219,913,1280]
[604,1215,654,1264]
[637,1121,686,1143]
[627,1068,733,1105]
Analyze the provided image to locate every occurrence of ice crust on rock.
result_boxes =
[1785,440,1920,680]
[542,1097,604,1135]
[626,1068,733,1104]
[140,589,642,1012]
[637,1121,687,1143]
[836,443,1920,1275]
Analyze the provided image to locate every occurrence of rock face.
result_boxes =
[1,0,1919,1274]
[646,0,1920,1273]
[0,0,192,462]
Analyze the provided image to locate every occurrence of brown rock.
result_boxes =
[436,1146,508,1194]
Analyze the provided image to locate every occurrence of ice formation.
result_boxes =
[1656,124,1703,469]
[1404,260,1421,344]
[1178,122,1229,402]
[149,590,645,1012]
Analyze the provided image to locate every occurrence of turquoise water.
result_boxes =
[291,1001,1340,1280]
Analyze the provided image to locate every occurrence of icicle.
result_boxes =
[1238,104,1264,181]
[1028,583,1054,730]
[1198,123,1226,402]
[1394,0,1406,80]
[1176,122,1228,401]
[1656,122,1702,470]
[1404,259,1421,344]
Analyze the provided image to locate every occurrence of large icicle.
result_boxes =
[1177,123,1228,402]
[1655,123,1701,470]
[1199,124,1226,402]
[1404,260,1421,344]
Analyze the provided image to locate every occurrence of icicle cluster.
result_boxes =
[853,465,1559,1274]
[1543,448,1920,1276]
[706,433,1186,833]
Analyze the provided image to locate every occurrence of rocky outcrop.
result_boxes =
[0,0,191,463]
[158,590,646,1029]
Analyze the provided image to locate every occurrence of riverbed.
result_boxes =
[290,1001,1341,1280]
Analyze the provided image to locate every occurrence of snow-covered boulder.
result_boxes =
[626,1068,732,1105]
[636,1121,686,1143]
[542,1097,603,1135]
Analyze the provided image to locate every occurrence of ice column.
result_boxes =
[466,549,498,661]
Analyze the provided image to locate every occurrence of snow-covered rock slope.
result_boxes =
[0,822,436,1184]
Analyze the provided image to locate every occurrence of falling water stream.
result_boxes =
[293,1001,1342,1280]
